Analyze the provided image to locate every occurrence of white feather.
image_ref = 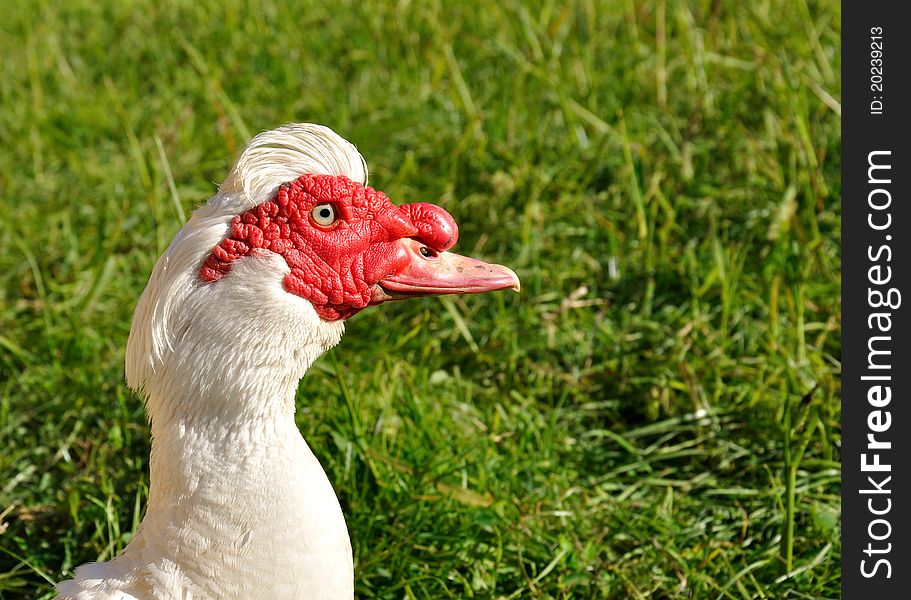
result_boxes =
[57,124,366,599]
[217,123,368,214]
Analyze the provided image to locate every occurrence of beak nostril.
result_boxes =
[419,246,438,259]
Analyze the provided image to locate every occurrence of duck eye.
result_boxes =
[310,203,338,227]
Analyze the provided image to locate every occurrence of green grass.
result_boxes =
[0,0,841,597]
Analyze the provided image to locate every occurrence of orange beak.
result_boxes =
[371,238,520,303]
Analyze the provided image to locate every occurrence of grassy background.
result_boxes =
[0,0,841,598]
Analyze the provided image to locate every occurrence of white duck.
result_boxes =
[55,123,519,600]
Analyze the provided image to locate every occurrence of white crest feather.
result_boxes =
[216,123,368,213]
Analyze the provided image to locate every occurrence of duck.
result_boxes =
[55,123,519,599]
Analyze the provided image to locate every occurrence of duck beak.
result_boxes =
[371,238,520,303]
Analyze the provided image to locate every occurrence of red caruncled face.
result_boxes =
[200,174,460,320]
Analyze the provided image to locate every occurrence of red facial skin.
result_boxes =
[200,174,460,320]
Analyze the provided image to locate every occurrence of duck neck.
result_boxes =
[132,353,354,597]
